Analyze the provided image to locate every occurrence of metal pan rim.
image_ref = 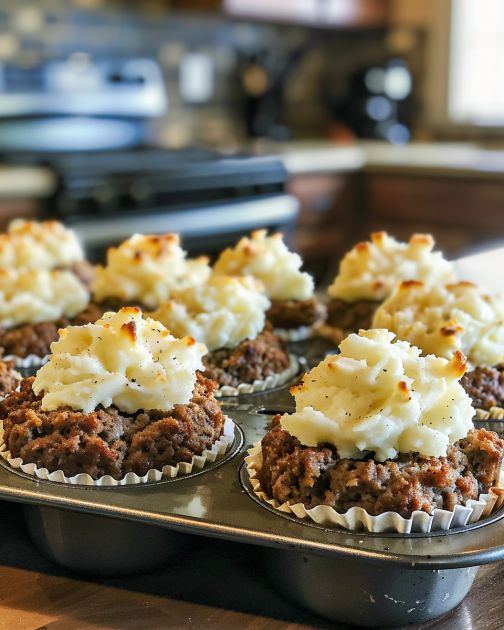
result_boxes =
[0,424,244,490]
[238,461,504,540]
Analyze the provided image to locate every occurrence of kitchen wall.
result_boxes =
[0,0,427,146]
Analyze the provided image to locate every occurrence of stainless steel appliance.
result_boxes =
[0,58,166,152]
[38,148,298,259]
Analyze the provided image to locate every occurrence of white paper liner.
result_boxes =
[3,354,49,369]
[274,325,317,342]
[0,416,235,486]
[245,442,504,534]
[475,406,504,421]
[216,353,300,397]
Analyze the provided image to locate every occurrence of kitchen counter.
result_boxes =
[3,141,504,202]
[0,165,55,198]
[253,140,504,179]
[0,500,502,630]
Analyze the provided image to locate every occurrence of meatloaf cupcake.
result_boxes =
[0,268,100,365]
[92,233,211,310]
[1,219,94,287]
[214,230,324,340]
[324,232,455,341]
[247,329,504,532]
[150,274,296,395]
[0,308,233,484]
[373,280,504,419]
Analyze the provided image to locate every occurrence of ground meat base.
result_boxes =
[258,417,504,519]
[267,298,326,330]
[203,325,291,388]
[0,373,224,480]
[461,364,504,411]
[326,298,380,332]
[0,303,104,359]
[0,360,21,397]
[96,298,140,311]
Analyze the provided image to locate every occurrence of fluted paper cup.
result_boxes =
[245,442,504,534]
[216,354,299,397]
[475,407,504,421]
[0,416,235,486]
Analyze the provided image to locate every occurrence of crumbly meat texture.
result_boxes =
[0,303,104,358]
[0,373,224,480]
[0,360,21,397]
[202,325,291,387]
[258,417,504,518]
[267,297,325,330]
[326,298,379,332]
[461,364,504,411]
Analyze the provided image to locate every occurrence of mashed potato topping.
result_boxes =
[0,269,89,328]
[92,233,211,309]
[0,219,84,271]
[33,308,206,414]
[373,281,504,367]
[328,232,455,302]
[213,230,313,301]
[281,329,473,461]
[151,275,270,351]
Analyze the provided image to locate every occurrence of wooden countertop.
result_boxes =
[0,501,502,630]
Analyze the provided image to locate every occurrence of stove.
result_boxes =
[0,56,297,256]
[33,148,298,259]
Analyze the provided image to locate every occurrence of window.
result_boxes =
[449,0,504,125]
[427,0,504,130]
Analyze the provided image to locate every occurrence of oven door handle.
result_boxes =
[72,194,299,247]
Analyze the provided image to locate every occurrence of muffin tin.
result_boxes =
[0,405,503,625]
[0,342,503,627]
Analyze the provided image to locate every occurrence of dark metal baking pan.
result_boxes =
[263,549,480,627]
[0,405,503,627]
[22,504,193,577]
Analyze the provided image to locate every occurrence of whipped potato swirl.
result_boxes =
[0,219,84,271]
[0,269,89,328]
[328,232,455,302]
[33,308,206,414]
[151,275,270,351]
[214,230,314,301]
[373,281,504,366]
[92,233,211,309]
[281,329,473,461]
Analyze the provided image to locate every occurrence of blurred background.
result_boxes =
[0,0,502,283]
